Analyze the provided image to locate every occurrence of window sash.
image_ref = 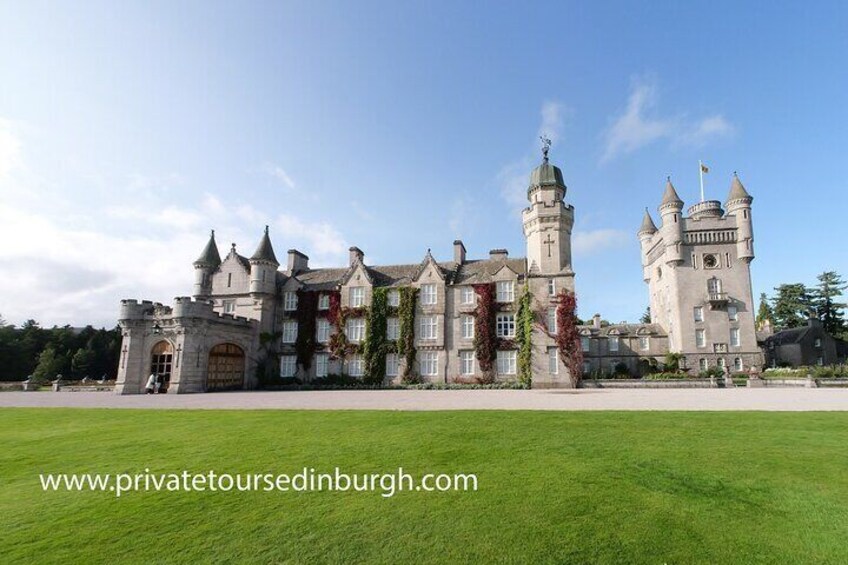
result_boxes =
[461,287,474,305]
[461,316,474,339]
[696,329,706,347]
[419,316,437,339]
[387,290,400,307]
[283,292,298,311]
[609,337,619,352]
[460,351,475,375]
[730,328,740,346]
[548,279,556,296]
[496,314,515,338]
[547,307,557,333]
[316,320,330,343]
[317,295,330,310]
[581,336,590,352]
[727,306,738,321]
[346,318,365,342]
[280,355,296,377]
[385,353,399,377]
[387,318,400,340]
[315,354,328,377]
[496,281,514,302]
[349,287,364,307]
[496,351,516,375]
[282,321,298,343]
[420,284,437,305]
[639,337,650,351]
[694,307,704,322]
[348,354,364,376]
[420,352,438,375]
[548,348,558,374]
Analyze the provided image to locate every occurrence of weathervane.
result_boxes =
[540,136,552,162]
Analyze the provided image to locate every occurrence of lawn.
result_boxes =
[2,409,848,564]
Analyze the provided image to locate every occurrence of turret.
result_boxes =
[193,230,221,298]
[637,208,658,281]
[725,172,754,263]
[658,177,684,265]
[249,226,279,295]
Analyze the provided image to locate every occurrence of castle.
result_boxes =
[114,150,761,393]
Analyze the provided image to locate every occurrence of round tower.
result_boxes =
[193,230,221,298]
[658,177,684,265]
[249,225,279,296]
[637,208,658,282]
[725,172,754,263]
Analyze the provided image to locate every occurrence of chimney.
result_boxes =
[453,240,466,264]
[287,249,309,274]
[592,314,601,329]
[489,248,508,261]
[349,246,364,267]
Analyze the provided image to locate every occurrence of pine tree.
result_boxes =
[756,292,774,328]
[771,283,812,329]
[812,271,847,338]
[640,306,651,324]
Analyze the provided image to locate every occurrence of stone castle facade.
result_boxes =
[114,153,761,394]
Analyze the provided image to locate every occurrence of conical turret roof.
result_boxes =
[194,230,221,267]
[639,208,658,234]
[660,177,683,208]
[726,172,752,202]
[250,225,279,264]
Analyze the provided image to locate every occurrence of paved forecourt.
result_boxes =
[2,388,848,411]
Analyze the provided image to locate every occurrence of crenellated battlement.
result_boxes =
[120,297,252,327]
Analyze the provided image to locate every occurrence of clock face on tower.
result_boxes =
[703,254,718,269]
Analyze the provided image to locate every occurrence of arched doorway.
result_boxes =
[207,343,245,391]
[150,340,173,393]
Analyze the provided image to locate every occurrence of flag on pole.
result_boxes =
[700,163,709,174]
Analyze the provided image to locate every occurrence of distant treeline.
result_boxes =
[0,317,121,382]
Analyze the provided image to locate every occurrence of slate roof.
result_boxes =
[453,257,527,284]
[638,209,658,234]
[194,231,222,267]
[660,178,683,207]
[764,326,810,346]
[726,173,752,202]
[250,226,279,264]
[579,323,666,337]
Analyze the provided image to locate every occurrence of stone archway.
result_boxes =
[150,340,173,393]
[207,343,245,391]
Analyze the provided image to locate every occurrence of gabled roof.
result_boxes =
[453,257,527,284]
[765,326,811,346]
[726,172,752,203]
[250,226,279,265]
[194,230,222,267]
[577,323,667,337]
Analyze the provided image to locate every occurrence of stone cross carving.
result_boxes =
[543,233,555,257]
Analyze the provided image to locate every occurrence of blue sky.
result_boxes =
[1,0,846,327]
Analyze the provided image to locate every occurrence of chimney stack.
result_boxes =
[453,240,466,264]
[593,314,601,329]
[349,246,364,267]
[489,248,508,261]
[287,249,309,274]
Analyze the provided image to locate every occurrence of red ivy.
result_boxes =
[555,290,583,386]
[473,283,497,381]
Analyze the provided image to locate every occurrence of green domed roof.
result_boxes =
[529,159,565,188]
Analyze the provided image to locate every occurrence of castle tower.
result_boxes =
[249,226,279,333]
[637,208,658,284]
[521,144,575,283]
[658,177,684,265]
[724,173,754,263]
[192,230,221,299]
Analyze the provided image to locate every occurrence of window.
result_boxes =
[316,319,330,343]
[692,253,698,269]
[548,279,556,296]
[696,329,706,348]
[717,358,726,370]
[315,353,328,378]
[725,252,732,268]
[318,294,330,310]
[346,318,365,343]
[814,338,822,348]
[496,281,514,302]
[222,300,235,313]
[727,305,738,321]
[387,289,400,307]
[582,360,591,374]
[420,352,438,376]
[348,354,364,377]
[460,351,475,375]
[733,357,743,372]
[282,321,298,343]
[609,359,619,374]
[581,336,590,352]
[385,353,399,377]
[420,284,437,305]
[694,306,704,322]
[349,287,365,308]
[639,336,650,351]
[496,313,515,338]
[548,348,558,374]
[609,336,619,352]
[547,307,557,333]
[419,316,437,340]
[708,278,723,295]
[280,355,296,377]
[387,317,400,341]
[461,315,474,339]
[496,350,516,375]
[699,358,708,371]
[284,292,298,311]
[817,356,824,366]
[730,328,740,347]
[460,287,475,305]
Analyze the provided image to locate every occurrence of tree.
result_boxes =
[71,348,97,377]
[640,307,651,324]
[812,271,847,338]
[756,292,774,329]
[32,346,65,383]
[771,283,812,329]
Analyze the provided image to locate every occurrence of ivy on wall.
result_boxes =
[363,287,389,384]
[398,286,419,383]
[473,283,497,383]
[515,284,534,387]
[294,290,319,370]
[555,289,583,387]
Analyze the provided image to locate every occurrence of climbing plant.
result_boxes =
[255,330,282,387]
[555,289,582,386]
[363,287,389,384]
[398,286,419,382]
[294,290,319,370]
[473,283,497,383]
[515,283,534,387]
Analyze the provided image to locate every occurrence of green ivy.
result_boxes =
[398,286,419,383]
[515,283,534,387]
[363,288,389,384]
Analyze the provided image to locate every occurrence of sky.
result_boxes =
[1,0,847,328]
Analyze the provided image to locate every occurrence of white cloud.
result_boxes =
[0,118,22,180]
[263,162,296,190]
[602,77,734,161]
[572,229,629,257]
[276,213,348,263]
[538,100,565,145]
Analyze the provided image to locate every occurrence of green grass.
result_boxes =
[2,409,848,564]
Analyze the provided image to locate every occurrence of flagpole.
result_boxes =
[698,160,705,202]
